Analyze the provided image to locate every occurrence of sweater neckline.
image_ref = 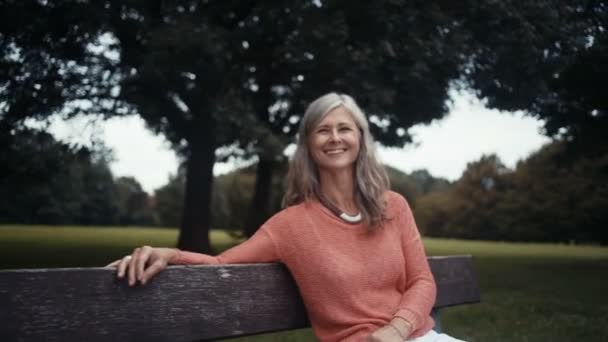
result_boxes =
[309,199,366,231]
[316,194,362,224]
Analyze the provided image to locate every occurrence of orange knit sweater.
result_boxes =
[173,191,436,341]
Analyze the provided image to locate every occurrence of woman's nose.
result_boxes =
[328,129,340,142]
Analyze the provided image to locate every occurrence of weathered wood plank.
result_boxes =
[429,255,481,308]
[0,256,479,342]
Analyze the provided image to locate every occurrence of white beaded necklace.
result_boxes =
[317,194,362,224]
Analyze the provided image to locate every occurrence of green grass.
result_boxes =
[1,225,607,342]
[0,225,236,269]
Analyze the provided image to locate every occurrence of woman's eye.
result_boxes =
[340,127,352,131]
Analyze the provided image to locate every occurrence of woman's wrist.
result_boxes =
[167,248,181,264]
[390,316,413,339]
[387,322,405,340]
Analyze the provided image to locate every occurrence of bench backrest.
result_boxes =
[0,255,479,341]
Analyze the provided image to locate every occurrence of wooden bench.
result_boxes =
[0,255,479,341]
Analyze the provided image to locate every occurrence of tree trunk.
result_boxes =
[245,158,277,237]
[177,125,215,253]
[244,75,282,238]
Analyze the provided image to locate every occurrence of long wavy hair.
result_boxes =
[283,92,390,230]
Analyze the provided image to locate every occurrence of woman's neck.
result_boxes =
[318,168,358,214]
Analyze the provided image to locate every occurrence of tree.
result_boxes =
[414,144,608,244]
[457,1,608,152]
[237,1,608,237]
[1,1,240,251]
[4,0,605,251]
[0,1,123,224]
[93,1,468,248]
[115,176,156,226]
[235,1,471,236]
[0,127,119,225]
[408,169,452,195]
[414,191,459,237]
[154,170,185,228]
[0,1,122,127]
[502,142,608,244]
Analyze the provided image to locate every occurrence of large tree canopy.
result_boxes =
[2,0,605,251]
[0,1,123,127]
[457,1,608,150]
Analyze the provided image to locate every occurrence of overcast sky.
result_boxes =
[49,90,550,194]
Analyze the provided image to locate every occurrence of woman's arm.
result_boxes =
[174,227,279,265]
[392,195,437,337]
[106,226,280,286]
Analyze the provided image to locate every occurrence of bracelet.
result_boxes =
[387,323,406,340]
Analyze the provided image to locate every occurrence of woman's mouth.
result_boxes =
[325,148,347,155]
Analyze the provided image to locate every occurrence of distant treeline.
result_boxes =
[0,128,152,226]
[415,146,607,245]
[1,127,606,245]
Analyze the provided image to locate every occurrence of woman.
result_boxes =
[107,93,465,342]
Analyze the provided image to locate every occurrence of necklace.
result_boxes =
[317,194,362,224]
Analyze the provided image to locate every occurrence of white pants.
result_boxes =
[406,329,466,342]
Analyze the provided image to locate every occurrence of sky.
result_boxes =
[49,90,550,194]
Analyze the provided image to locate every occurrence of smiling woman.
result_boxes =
[283,93,390,230]
[107,92,467,342]
[309,106,361,173]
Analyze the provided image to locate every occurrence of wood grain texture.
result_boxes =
[429,256,481,308]
[0,256,479,341]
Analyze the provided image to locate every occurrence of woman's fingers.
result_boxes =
[108,247,166,286]
[136,246,153,282]
[140,259,166,285]
[128,248,140,286]
[105,259,121,268]
[117,255,132,278]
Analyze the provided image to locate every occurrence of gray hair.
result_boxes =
[283,92,390,230]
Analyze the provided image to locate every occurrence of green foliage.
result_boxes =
[212,163,286,233]
[415,143,608,244]
[408,169,452,194]
[0,127,160,227]
[154,171,185,228]
[0,127,120,225]
[385,166,419,204]
[0,1,115,126]
[2,0,606,249]
[115,176,157,226]
[212,169,256,232]
[0,0,500,250]
[209,163,448,234]
[502,142,608,243]
[459,1,608,151]
[387,167,452,207]
[151,163,284,232]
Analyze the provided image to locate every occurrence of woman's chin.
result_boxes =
[318,162,356,173]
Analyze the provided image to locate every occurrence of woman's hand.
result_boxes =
[364,317,412,342]
[105,246,179,286]
[363,325,404,342]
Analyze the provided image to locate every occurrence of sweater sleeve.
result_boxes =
[392,195,437,332]
[172,226,280,265]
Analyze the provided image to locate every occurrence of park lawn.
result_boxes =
[1,225,607,342]
[0,225,236,269]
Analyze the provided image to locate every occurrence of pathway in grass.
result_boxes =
[1,226,607,341]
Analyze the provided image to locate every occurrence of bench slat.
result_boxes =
[429,255,481,308]
[0,256,479,341]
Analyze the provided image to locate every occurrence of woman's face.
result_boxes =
[308,106,361,173]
